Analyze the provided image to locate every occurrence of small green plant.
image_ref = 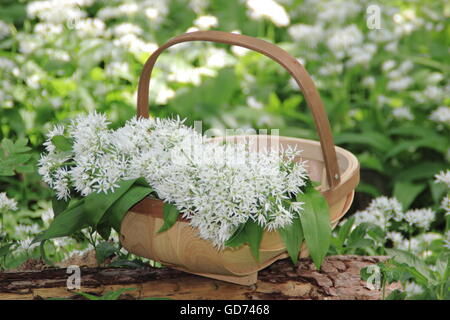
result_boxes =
[361,249,449,300]
[74,288,136,300]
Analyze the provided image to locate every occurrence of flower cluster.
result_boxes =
[0,193,18,213]
[352,196,403,230]
[353,196,436,232]
[39,113,309,247]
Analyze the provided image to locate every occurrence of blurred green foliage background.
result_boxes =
[0,0,448,270]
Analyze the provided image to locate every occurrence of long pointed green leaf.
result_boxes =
[386,248,433,282]
[297,186,331,269]
[278,215,304,264]
[83,179,137,226]
[225,219,264,261]
[33,199,86,242]
[244,220,264,261]
[157,203,180,233]
[103,185,153,232]
[52,196,69,217]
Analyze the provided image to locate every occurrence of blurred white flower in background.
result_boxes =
[246,0,290,27]
[352,196,403,230]
[326,25,363,59]
[427,72,444,84]
[404,281,424,297]
[440,195,450,216]
[424,85,445,102]
[33,22,64,37]
[318,63,343,76]
[105,61,130,78]
[382,60,396,72]
[0,193,18,212]
[430,106,450,126]
[362,76,376,88]
[0,20,10,40]
[0,58,18,74]
[27,0,91,24]
[316,0,361,24]
[15,224,41,238]
[346,43,377,68]
[189,0,209,14]
[387,77,413,91]
[387,231,404,244]
[247,96,264,109]
[74,18,106,38]
[444,231,450,249]
[435,170,450,188]
[194,15,218,30]
[392,107,414,121]
[205,48,235,68]
[112,22,143,37]
[16,238,40,253]
[113,34,157,56]
[288,24,324,48]
[404,208,435,230]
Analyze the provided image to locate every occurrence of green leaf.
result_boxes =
[0,165,15,176]
[334,132,393,152]
[278,214,304,264]
[0,243,15,257]
[386,248,433,283]
[242,220,264,261]
[356,182,381,197]
[429,181,448,204]
[1,138,14,154]
[15,165,35,174]
[158,203,180,233]
[83,179,137,226]
[338,217,355,244]
[393,181,425,209]
[435,252,450,281]
[297,186,331,269]
[52,197,69,217]
[103,185,152,232]
[96,223,111,240]
[33,199,86,242]
[108,259,149,269]
[225,222,247,246]
[73,291,102,300]
[384,138,448,159]
[51,135,73,152]
[358,153,384,172]
[395,162,445,182]
[95,242,118,264]
[3,153,31,165]
[225,219,264,261]
[386,289,407,300]
[346,223,376,249]
[101,288,136,300]
[39,240,55,267]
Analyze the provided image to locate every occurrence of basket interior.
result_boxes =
[208,135,357,190]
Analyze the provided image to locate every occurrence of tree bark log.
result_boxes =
[0,255,400,300]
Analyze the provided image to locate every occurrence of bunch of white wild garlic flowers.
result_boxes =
[38,112,309,247]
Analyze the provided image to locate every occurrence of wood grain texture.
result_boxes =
[0,256,400,300]
[120,136,359,284]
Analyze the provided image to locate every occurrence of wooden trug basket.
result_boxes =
[120,31,360,286]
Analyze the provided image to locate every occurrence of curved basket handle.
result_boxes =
[137,31,341,188]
